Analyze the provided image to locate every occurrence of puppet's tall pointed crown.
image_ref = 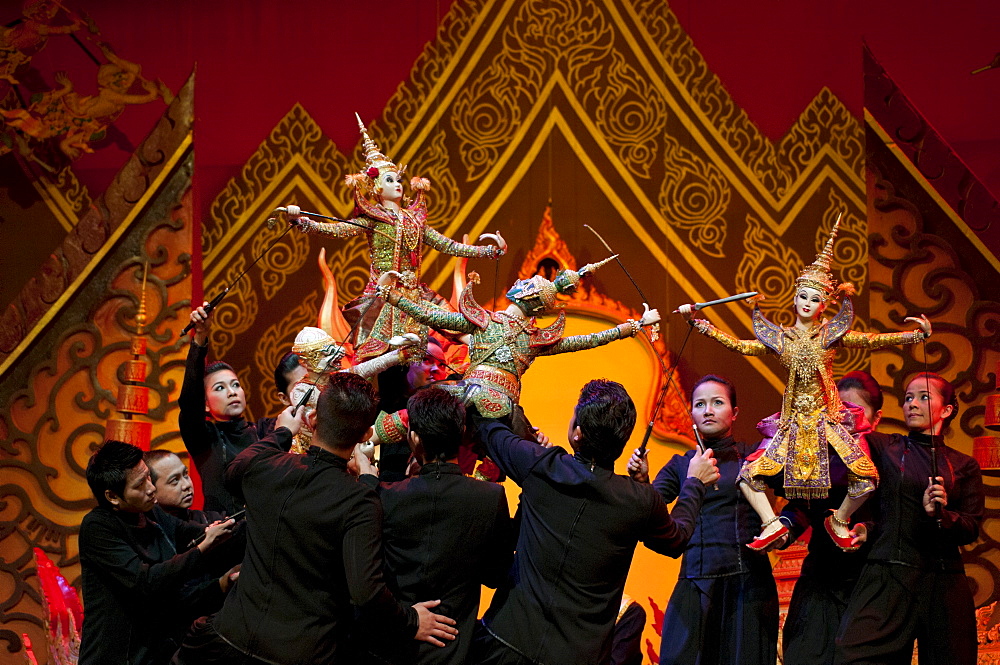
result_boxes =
[795,213,843,298]
[355,113,402,178]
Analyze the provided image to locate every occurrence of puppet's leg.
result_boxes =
[740,481,788,550]
[824,423,877,550]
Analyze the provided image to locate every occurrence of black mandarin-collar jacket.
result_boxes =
[78,505,225,665]
[476,420,706,665]
[178,342,278,515]
[653,436,770,579]
[864,431,984,572]
[360,461,513,664]
[212,433,417,665]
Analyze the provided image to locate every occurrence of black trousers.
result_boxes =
[835,562,977,665]
[659,574,778,665]
[171,616,272,665]
[469,623,535,665]
[783,569,858,665]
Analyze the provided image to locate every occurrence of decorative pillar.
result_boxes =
[104,264,153,449]
[975,361,1000,470]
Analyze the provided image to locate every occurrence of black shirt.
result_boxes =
[178,342,278,514]
[212,432,417,665]
[78,506,223,665]
[653,437,769,578]
[476,420,706,665]
[361,461,513,664]
[865,431,983,572]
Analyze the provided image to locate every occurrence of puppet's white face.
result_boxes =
[794,286,825,321]
[377,171,404,204]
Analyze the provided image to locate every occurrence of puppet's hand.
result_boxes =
[904,314,932,338]
[479,231,507,257]
[388,333,421,348]
[640,303,661,327]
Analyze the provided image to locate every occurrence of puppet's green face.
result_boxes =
[506,276,555,316]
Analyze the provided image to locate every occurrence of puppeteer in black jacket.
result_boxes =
[78,505,228,665]
[359,462,512,664]
[475,419,706,665]
[178,341,277,515]
[210,429,418,665]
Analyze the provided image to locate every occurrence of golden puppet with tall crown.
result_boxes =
[282,114,506,361]
[678,215,933,550]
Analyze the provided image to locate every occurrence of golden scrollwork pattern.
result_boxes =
[577,50,666,180]
[378,0,482,144]
[409,128,463,228]
[821,190,867,296]
[252,290,322,419]
[779,89,865,182]
[647,8,786,195]
[252,218,310,301]
[207,255,258,360]
[633,2,864,205]
[451,54,529,180]
[518,0,613,71]
[327,236,377,299]
[205,104,354,261]
[658,134,731,258]
[735,214,803,327]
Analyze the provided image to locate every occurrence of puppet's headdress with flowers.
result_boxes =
[794,213,855,300]
[344,114,430,198]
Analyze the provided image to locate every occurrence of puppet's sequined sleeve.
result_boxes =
[424,226,501,259]
[300,216,369,239]
[691,319,770,356]
[348,349,406,378]
[386,290,479,334]
[543,324,633,355]
[840,328,925,350]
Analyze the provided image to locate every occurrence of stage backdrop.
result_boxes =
[2,1,1000,663]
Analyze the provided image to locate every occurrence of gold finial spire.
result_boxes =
[353,112,400,180]
[579,253,619,277]
[136,261,149,334]
[796,213,842,297]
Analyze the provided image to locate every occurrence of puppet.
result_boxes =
[285,115,505,361]
[678,216,931,550]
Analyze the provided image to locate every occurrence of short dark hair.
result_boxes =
[88,440,144,509]
[314,372,380,450]
[574,379,636,468]
[274,352,302,394]
[143,449,179,484]
[407,387,465,461]
[205,360,235,380]
[907,371,959,429]
[691,374,737,407]
[837,370,884,412]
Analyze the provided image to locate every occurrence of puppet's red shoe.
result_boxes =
[746,519,789,551]
[824,511,860,552]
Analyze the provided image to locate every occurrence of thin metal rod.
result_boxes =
[639,325,693,452]
[922,337,942,527]
[584,224,651,304]
[180,223,294,336]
